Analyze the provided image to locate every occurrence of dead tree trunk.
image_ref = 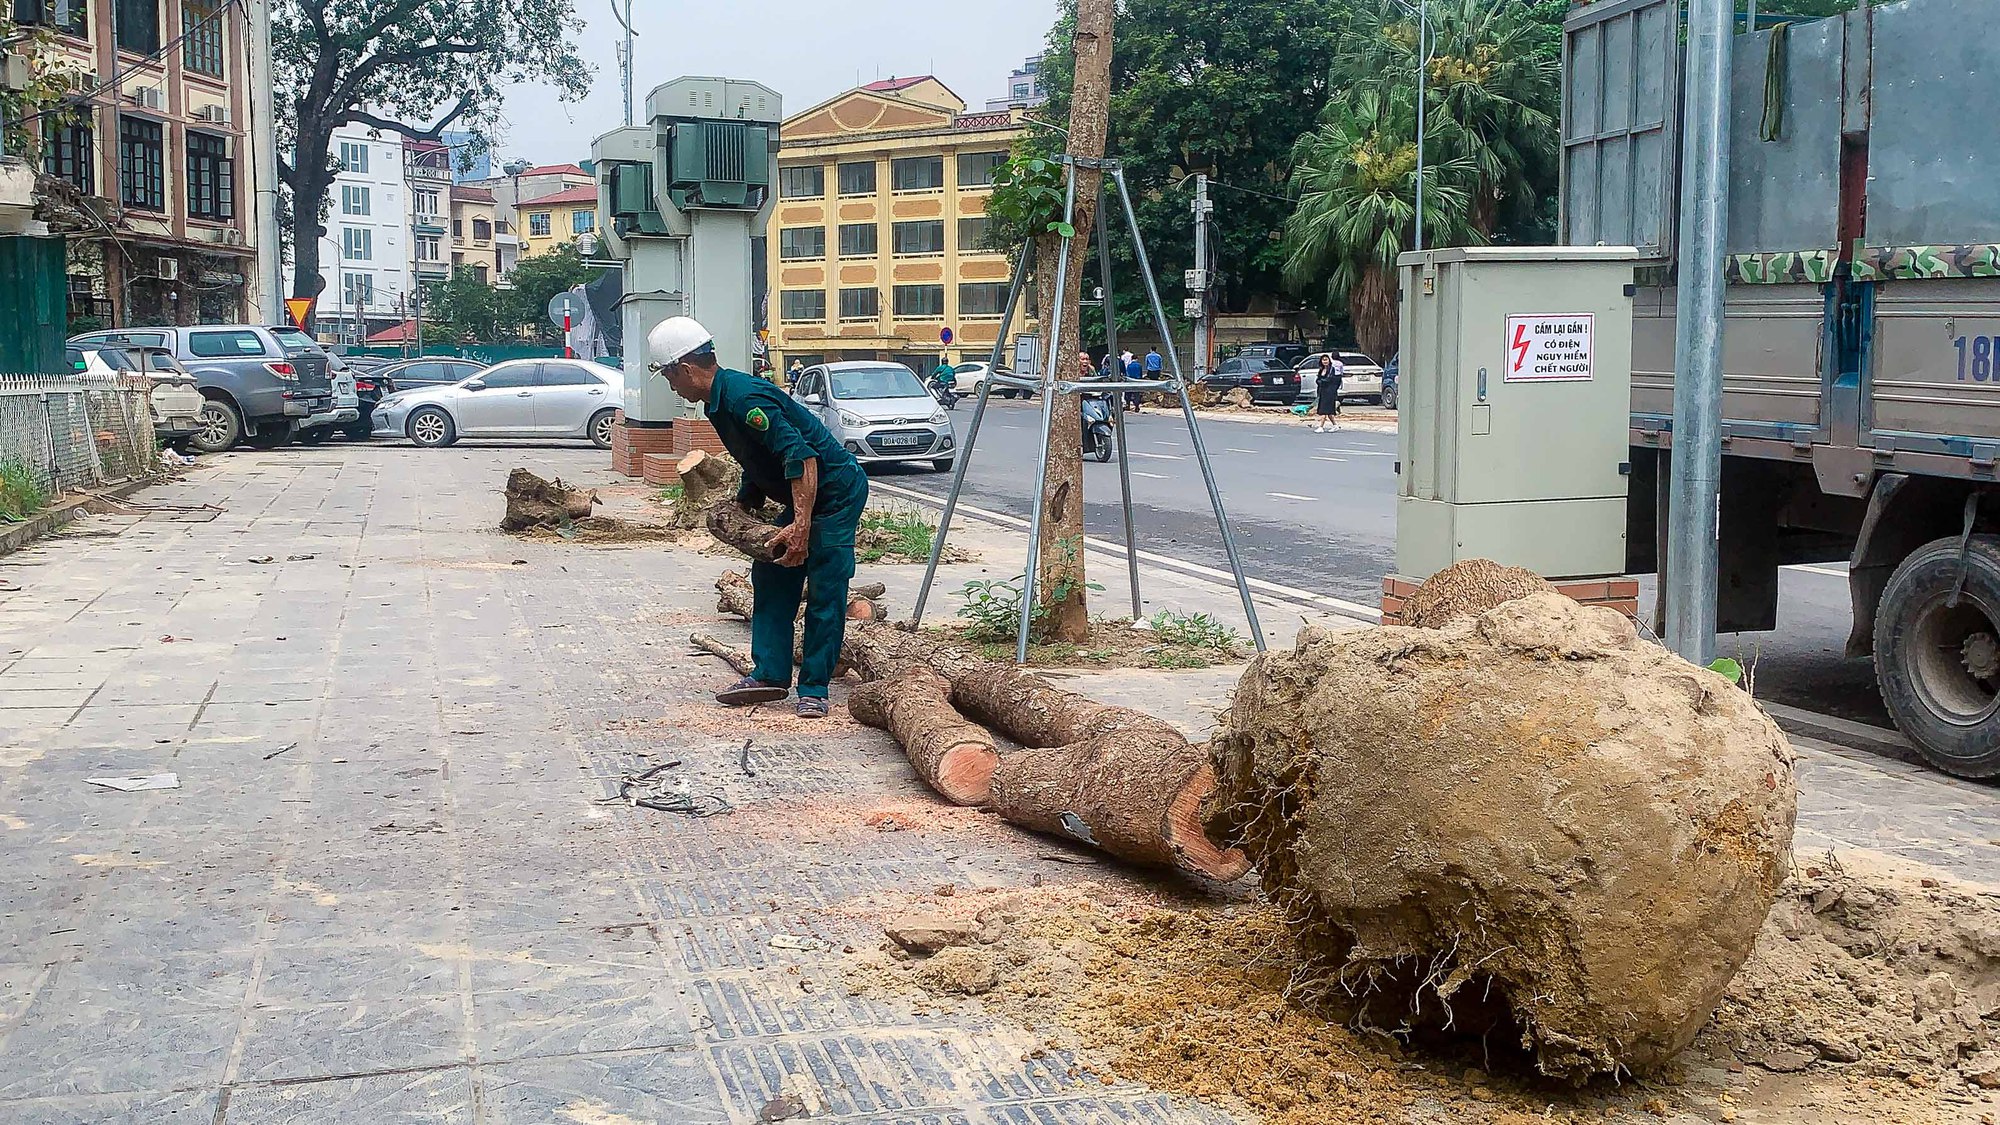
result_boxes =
[848,668,1000,805]
[842,623,1248,880]
[672,451,742,528]
[716,570,883,623]
[502,468,597,531]
[705,503,781,562]
[689,631,753,677]
[1034,0,1114,643]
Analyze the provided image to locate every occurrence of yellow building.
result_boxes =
[519,185,599,259]
[449,186,499,282]
[765,77,1025,372]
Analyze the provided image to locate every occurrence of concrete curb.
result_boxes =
[0,478,154,559]
[1761,700,1917,762]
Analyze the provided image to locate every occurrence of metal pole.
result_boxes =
[1191,174,1210,380]
[1664,0,1733,664]
[1017,162,1081,665]
[1097,182,1142,619]
[1114,168,1266,651]
[1414,0,1429,253]
[622,0,636,127]
[910,242,1037,626]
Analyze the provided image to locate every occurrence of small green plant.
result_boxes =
[857,507,935,563]
[656,484,684,504]
[0,459,48,521]
[1707,656,1744,685]
[954,575,1042,642]
[1149,610,1243,652]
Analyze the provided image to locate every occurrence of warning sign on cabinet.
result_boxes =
[1504,313,1594,382]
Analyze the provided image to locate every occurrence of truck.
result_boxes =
[1564,0,2000,776]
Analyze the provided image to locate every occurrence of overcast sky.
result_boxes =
[487,0,1058,168]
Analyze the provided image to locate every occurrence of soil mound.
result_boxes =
[1402,558,1557,629]
[1207,592,1798,1081]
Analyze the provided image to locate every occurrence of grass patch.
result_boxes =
[0,459,48,521]
[938,594,1249,670]
[857,506,937,563]
[656,484,684,504]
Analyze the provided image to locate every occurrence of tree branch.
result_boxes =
[341,93,475,142]
[332,41,486,116]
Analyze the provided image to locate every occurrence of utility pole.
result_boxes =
[1663,0,1733,664]
[610,0,636,127]
[1191,173,1211,379]
[246,0,282,321]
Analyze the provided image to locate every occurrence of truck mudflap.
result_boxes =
[1845,473,1911,658]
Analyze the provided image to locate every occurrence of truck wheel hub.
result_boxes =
[1963,631,2000,682]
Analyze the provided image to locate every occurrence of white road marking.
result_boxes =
[1225,448,1258,455]
[870,481,1381,622]
[1315,448,1396,457]
[1130,451,1182,460]
[1312,456,1347,463]
[1268,492,1318,502]
[1133,471,1168,479]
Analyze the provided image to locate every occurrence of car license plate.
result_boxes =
[880,433,926,448]
[1270,375,1288,384]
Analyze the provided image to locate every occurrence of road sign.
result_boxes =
[547,292,584,326]
[939,327,954,345]
[284,297,314,329]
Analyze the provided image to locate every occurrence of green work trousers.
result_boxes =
[747,478,868,699]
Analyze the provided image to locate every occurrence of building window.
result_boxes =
[339,141,368,173]
[416,234,441,262]
[42,118,92,194]
[837,161,875,196]
[838,223,877,257]
[572,209,594,234]
[340,184,369,216]
[451,218,462,237]
[892,220,943,256]
[891,156,943,192]
[117,117,163,211]
[778,226,825,260]
[342,271,373,308]
[959,283,1009,316]
[472,218,491,242]
[780,289,825,321]
[13,0,90,36]
[341,225,371,261]
[181,0,223,77]
[473,265,489,284]
[838,287,879,321]
[893,284,945,318]
[1013,84,1030,98]
[778,165,823,199]
[115,0,158,51]
[957,151,1006,188]
[528,212,551,237]
[185,131,233,220]
[413,188,440,220]
[958,216,993,251]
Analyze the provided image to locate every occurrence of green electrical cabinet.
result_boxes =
[0,234,67,374]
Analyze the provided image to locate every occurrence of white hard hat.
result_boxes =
[646,316,714,369]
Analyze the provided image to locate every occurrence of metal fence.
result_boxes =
[0,373,159,500]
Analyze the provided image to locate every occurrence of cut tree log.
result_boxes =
[689,631,753,677]
[717,569,884,624]
[671,451,743,528]
[706,502,782,562]
[842,623,1249,881]
[848,668,999,805]
[501,467,597,531]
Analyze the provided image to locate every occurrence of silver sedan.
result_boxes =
[372,359,624,448]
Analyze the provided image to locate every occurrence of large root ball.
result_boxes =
[1207,593,1797,1081]
[1402,557,1556,629]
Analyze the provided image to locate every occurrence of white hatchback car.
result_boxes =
[372,358,624,448]
[791,362,956,472]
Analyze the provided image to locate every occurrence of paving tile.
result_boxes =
[233,995,467,1083]
[476,1049,728,1125]
[472,977,696,1063]
[0,1087,222,1124]
[221,1066,474,1125]
[0,999,242,1099]
[256,940,462,1007]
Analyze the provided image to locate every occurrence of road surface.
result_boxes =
[871,398,1892,728]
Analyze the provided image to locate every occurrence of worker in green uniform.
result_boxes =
[647,316,868,718]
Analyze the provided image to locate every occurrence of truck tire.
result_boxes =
[1872,534,2000,778]
[189,398,241,453]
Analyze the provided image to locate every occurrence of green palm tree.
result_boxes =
[1282,89,1475,360]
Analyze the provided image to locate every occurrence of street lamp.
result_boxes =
[1391,0,1434,252]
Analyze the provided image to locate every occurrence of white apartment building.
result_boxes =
[319,123,414,343]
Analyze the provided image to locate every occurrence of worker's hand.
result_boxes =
[769,520,811,568]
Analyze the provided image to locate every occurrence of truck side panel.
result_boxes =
[1862,278,2000,455]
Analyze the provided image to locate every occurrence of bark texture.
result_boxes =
[715,570,883,623]
[1207,593,1798,1081]
[501,468,597,531]
[848,668,1000,805]
[672,451,742,528]
[843,623,1248,880]
[689,631,753,677]
[1402,558,1559,629]
[1034,0,1114,643]
[705,502,782,562]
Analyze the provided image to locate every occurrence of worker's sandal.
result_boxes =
[796,697,829,719]
[716,676,789,705]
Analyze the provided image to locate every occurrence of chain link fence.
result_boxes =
[0,373,159,505]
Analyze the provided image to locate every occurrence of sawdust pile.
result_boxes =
[1402,558,1557,629]
[1207,593,1798,1081]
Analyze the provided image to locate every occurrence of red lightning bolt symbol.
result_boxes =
[1510,323,1530,373]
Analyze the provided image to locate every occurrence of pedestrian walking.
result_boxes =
[649,316,869,719]
[1121,351,1144,412]
[786,358,803,387]
[1313,352,1345,432]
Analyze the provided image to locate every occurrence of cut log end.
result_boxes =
[1165,766,1252,882]
[932,741,1002,806]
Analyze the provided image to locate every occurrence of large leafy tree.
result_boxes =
[275,0,590,313]
[421,266,498,342]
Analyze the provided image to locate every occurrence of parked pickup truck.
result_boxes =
[69,326,331,452]
[1564,0,2000,776]
[67,344,203,446]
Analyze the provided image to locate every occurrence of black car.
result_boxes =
[1234,342,1309,370]
[370,358,486,393]
[1201,356,1299,405]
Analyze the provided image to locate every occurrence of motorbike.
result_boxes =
[1080,391,1115,463]
[927,371,959,410]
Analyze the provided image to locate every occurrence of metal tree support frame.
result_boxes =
[908,158,1267,663]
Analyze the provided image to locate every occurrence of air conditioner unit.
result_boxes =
[131,86,164,111]
[155,257,178,281]
[196,104,230,125]
[221,227,244,246]
[1,52,31,93]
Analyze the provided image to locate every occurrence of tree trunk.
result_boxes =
[689,631,754,677]
[1352,260,1398,364]
[1034,0,1115,644]
[705,502,782,562]
[715,570,884,624]
[501,468,596,531]
[840,622,1250,881]
[848,668,1000,806]
[673,451,742,528]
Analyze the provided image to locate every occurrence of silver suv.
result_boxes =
[791,362,956,472]
[69,325,333,452]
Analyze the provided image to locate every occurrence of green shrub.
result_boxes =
[0,459,47,520]
[1148,610,1242,652]
[858,507,935,563]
